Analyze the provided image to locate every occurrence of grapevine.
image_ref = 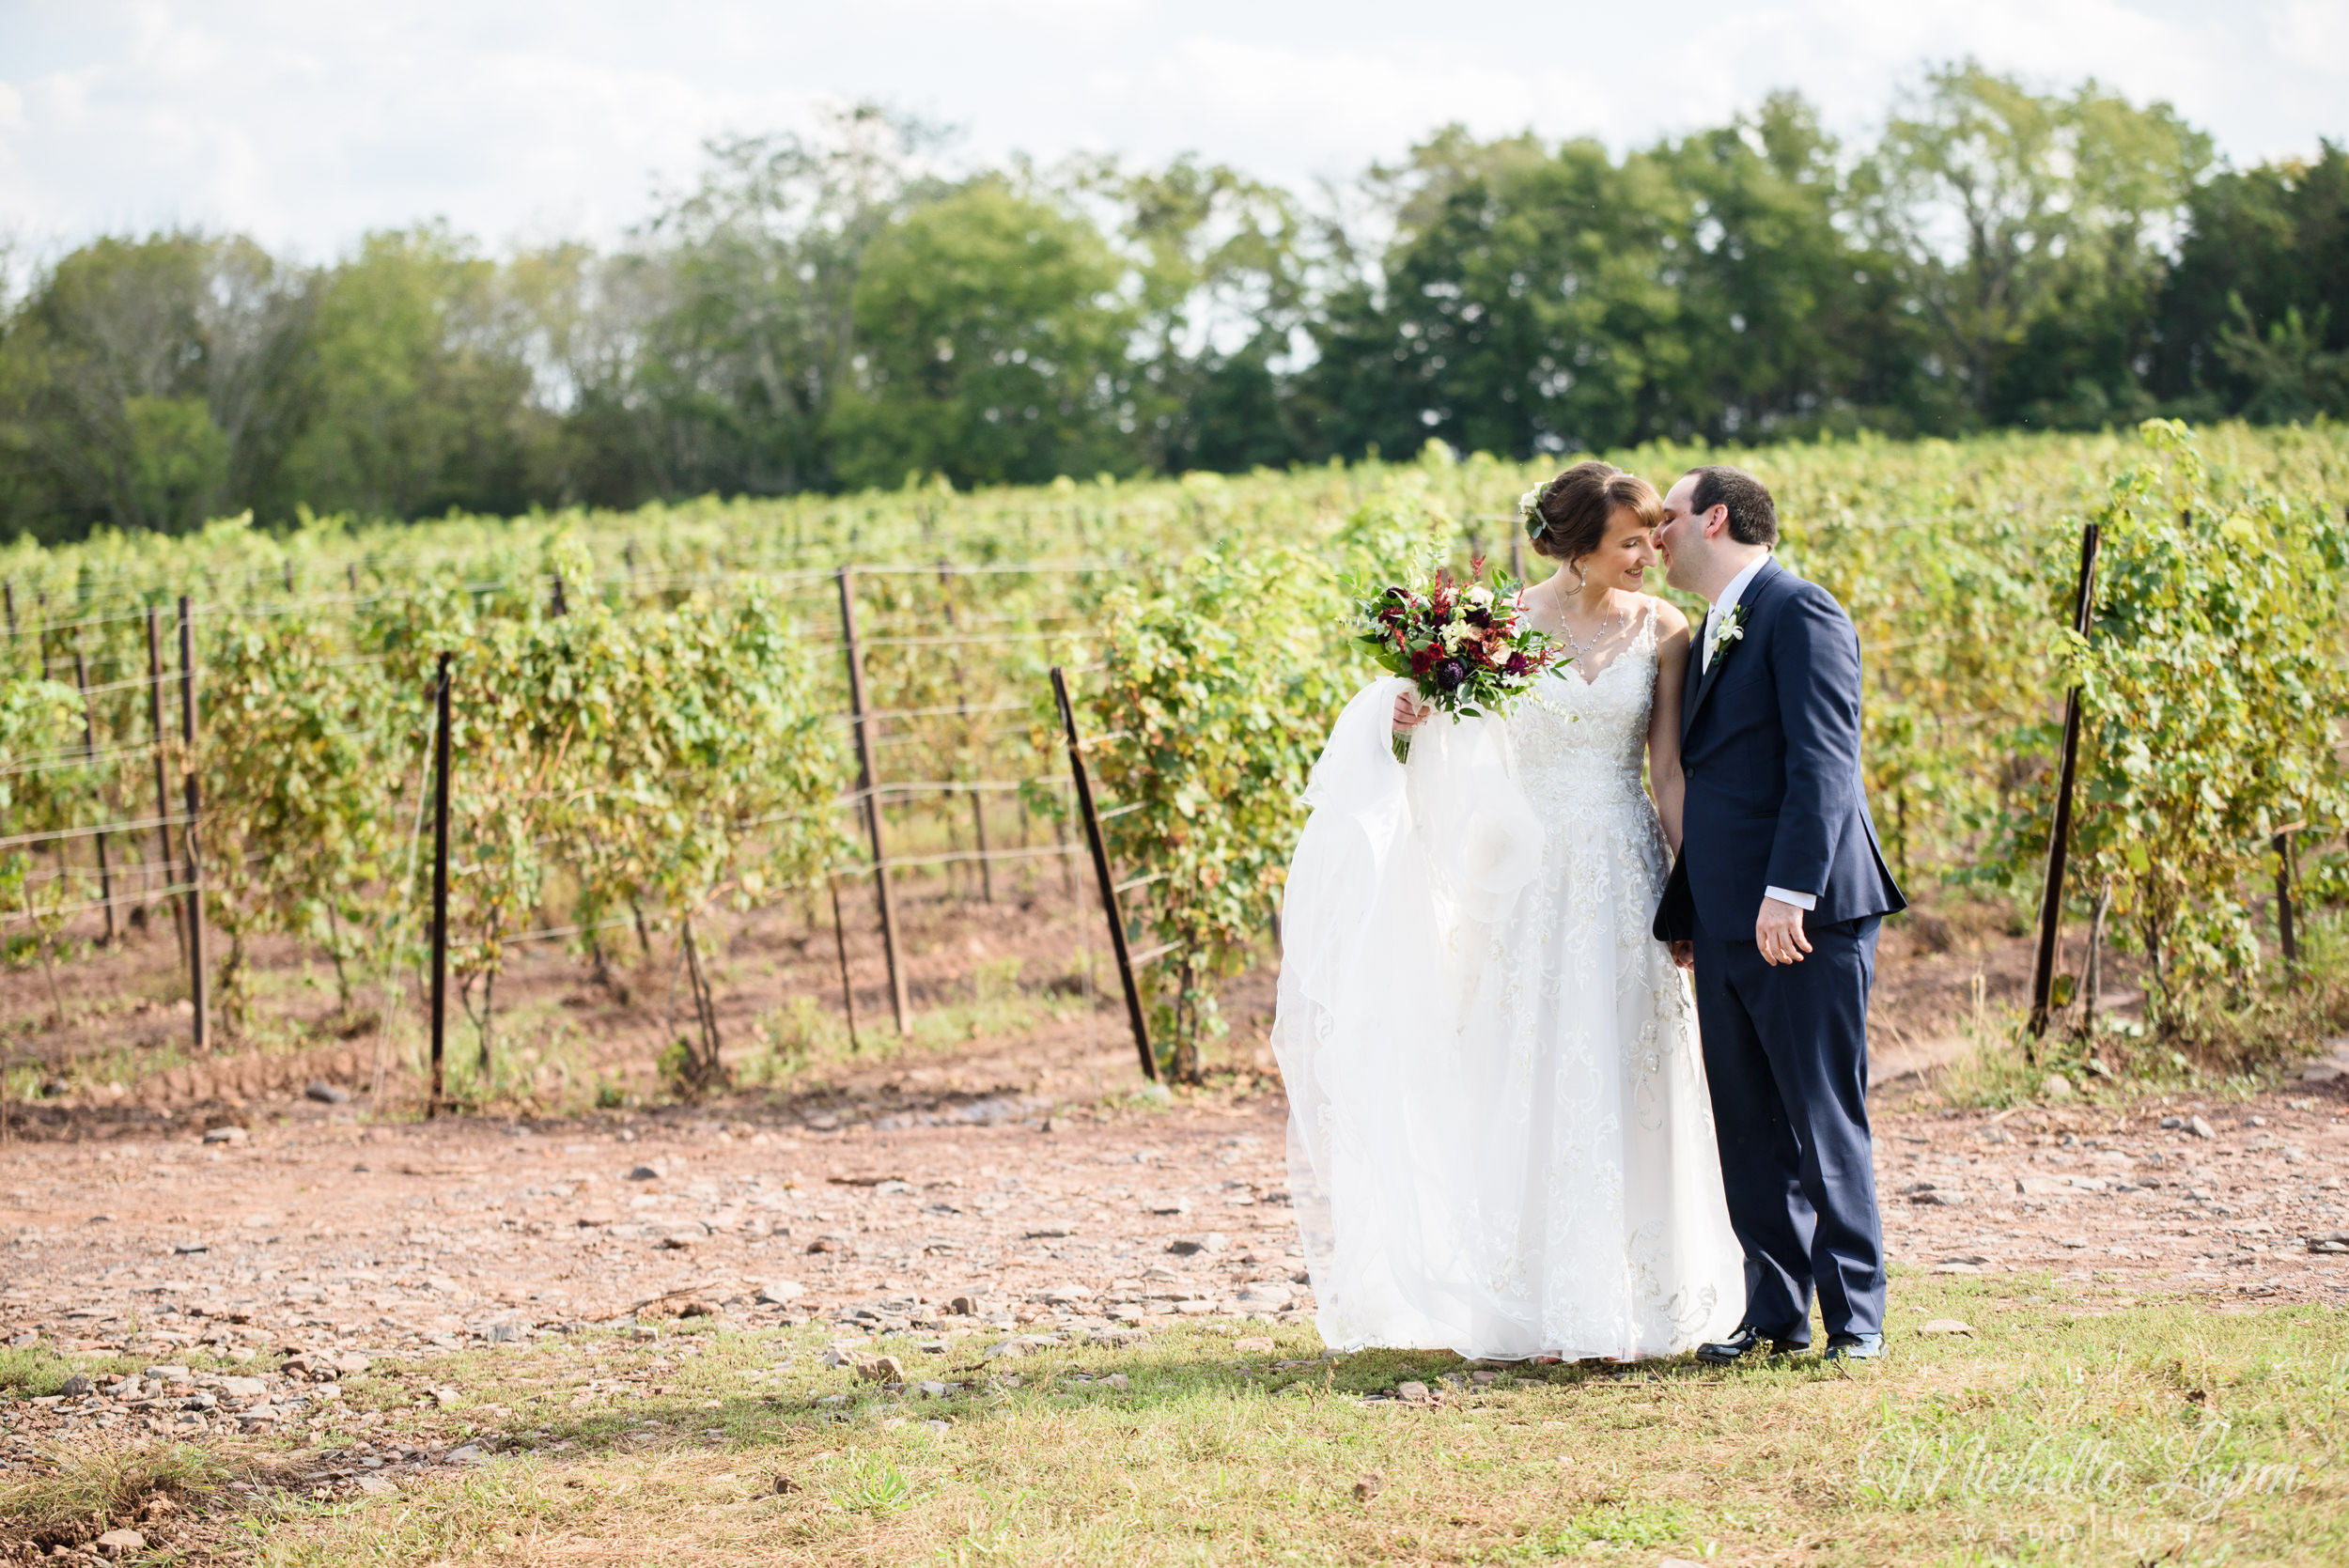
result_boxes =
[0,422,2344,1086]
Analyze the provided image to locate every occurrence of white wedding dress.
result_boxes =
[1272,601,1745,1360]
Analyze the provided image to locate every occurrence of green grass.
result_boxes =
[429,1001,604,1115]
[0,1344,80,1397]
[0,1439,226,1546]
[28,1277,2313,1567]
[1929,977,2337,1113]
[1922,899,2349,1114]
[738,955,1071,1089]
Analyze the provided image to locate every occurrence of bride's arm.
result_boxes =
[1648,601,1693,853]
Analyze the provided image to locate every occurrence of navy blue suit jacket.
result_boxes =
[1653,558,1905,941]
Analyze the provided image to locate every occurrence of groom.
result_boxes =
[1651,465,1906,1362]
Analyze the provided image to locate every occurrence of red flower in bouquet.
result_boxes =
[1354,558,1564,722]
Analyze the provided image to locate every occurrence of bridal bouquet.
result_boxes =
[1355,560,1564,722]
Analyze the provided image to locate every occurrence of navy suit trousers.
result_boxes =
[1692,912,1886,1340]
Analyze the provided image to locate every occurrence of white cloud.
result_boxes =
[0,3,830,258]
[0,0,2341,261]
[1128,36,1606,170]
[2266,0,2349,57]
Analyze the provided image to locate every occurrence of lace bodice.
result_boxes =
[1508,600,1660,815]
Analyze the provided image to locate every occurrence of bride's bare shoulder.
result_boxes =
[1638,593,1691,638]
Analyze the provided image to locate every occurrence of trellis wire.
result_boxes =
[4,560,1151,1083]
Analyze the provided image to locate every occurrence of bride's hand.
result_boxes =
[1670,940,1694,971]
[1392,691,1433,732]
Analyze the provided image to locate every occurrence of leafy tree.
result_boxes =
[271,225,541,520]
[1299,106,1920,458]
[0,234,308,539]
[1861,62,2212,427]
[2212,303,2349,421]
[618,105,951,499]
[6,72,2346,545]
[1665,95,1925,438]
[1301,128,1627,459]
[1102,156,1315,473]
[831,179,1138,489]
[2155,143,2349,419]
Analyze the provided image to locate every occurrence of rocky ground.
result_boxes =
[1877,1062,2349,1301]
[7,1042,2348,1470]
[9,884,2338,1560]
[0,1086,1308,1474]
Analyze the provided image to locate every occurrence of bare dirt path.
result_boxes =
[12,881,2326,1519]
[5,1056,2346,1568]
[6,1063,2345,1383]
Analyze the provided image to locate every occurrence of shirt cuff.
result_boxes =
[1765,886,1817,911]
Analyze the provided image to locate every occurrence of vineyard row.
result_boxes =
[4,422,2348,1086]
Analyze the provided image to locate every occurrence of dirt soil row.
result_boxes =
[6,1044,2345,1381]
[6,846,2121,1120]
[12,869,2306,1495]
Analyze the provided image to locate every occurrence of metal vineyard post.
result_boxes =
[71,649,115,945]
[1051,664,1155,1082]
[428,652,453,1116]
[2028,521,2100,1043]
[145,607,183,965]
[836,568,910,1036]
[177,598,207,1052]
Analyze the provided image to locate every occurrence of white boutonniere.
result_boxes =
[1703,603,1749,669]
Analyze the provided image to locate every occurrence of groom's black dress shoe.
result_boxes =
[1694,1324,1808,1363]
[1823,1332,1886,1361]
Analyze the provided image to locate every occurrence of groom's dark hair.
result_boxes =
[1685,465,1778,547]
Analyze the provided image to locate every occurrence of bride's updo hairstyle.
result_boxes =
[1522,460,1664,565]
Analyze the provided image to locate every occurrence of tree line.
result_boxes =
[2,62,2343,544]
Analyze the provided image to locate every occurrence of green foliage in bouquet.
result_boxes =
[1353,563,1558,722]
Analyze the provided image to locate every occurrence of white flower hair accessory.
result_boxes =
[1517,478,1555,538]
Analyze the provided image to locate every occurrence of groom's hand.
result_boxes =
[1670,940,1694,970]
[1755,897,1812,966]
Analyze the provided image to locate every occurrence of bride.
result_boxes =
[1270,459,1745,1361]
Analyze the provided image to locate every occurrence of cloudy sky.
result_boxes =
[3,0,2344,262]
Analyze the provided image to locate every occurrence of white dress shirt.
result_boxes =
[1700,552,1770,674]
[1700,551,1817,913]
